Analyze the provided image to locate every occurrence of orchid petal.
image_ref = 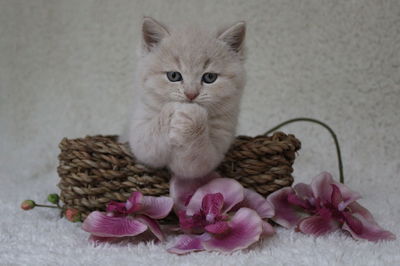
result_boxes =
[342,212,396,241]
[170,173,218,213]
[235,188,275,218]
[311,172,361,207]
[135,215,164,241]
[178,211,204,233]
[178,211,191,230]
[167,234,206,254]
[178,211,195,231]
[202,193,224,223]
[204,221,230,235]
[82,211,147,237]
[316,207,333,220]
[106,201,128,214]
[347,201,376,224]
[126,191,143,213]
[334,183,362,208]
[267,187,305,228]
[138,195,173,219]
[297,216,340,236]
[310,172,335,203]
[342,212,363,235]
[287,193,310,209]
[186,178,244,216]
[261,221,275,236]
[293,183,313,199]
[330,184,343,209]
[202,208,262,252]
[106,192,143,214]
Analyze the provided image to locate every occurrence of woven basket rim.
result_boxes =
[57,131,301,221]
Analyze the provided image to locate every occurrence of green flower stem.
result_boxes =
[35,204,61,209]
[265,117,344,184]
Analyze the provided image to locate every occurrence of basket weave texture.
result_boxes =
[57,132,301,220]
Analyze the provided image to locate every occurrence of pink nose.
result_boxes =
[184,92,199,101]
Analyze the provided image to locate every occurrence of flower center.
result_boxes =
[206,213,215,223]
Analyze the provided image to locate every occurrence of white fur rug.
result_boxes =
[1,1,399,265]
[1,177,399,265]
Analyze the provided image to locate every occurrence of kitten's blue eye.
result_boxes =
[202,73,218,84]
[166,71,183,82]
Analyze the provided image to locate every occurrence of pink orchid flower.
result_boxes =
[267,172,395,241]
[168,177,275,254]
[82,191,173,242]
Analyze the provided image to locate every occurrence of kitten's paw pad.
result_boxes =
[169,103,208,145]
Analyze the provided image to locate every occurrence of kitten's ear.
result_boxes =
[217,21,246,54]
[142,17,169,52]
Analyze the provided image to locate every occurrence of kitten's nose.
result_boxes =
[184,91,199,101]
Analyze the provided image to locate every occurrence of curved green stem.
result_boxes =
[35,204,60,209]
[265,117,344,184]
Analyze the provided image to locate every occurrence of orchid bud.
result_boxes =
[21,200,36,210]
[47,194,60,204]
[65,208,81,222]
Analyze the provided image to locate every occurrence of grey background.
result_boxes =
[2,0,399,191]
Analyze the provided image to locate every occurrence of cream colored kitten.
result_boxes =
[124,17,246,179]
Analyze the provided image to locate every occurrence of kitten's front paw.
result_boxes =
[169,103,208,146]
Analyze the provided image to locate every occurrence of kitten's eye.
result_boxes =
[202,73,218,84]
[166,71,183,82]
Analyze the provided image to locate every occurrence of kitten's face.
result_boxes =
[137,18,246,115]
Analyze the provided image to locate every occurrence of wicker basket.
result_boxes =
[57,131,301,220]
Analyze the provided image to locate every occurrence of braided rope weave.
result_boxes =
[57,132,301,220]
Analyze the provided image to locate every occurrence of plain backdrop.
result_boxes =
[0,1,399,265]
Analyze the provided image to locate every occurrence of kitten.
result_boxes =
[124,17,246,179]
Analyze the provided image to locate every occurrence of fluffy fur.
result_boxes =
[124,17,246,178]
